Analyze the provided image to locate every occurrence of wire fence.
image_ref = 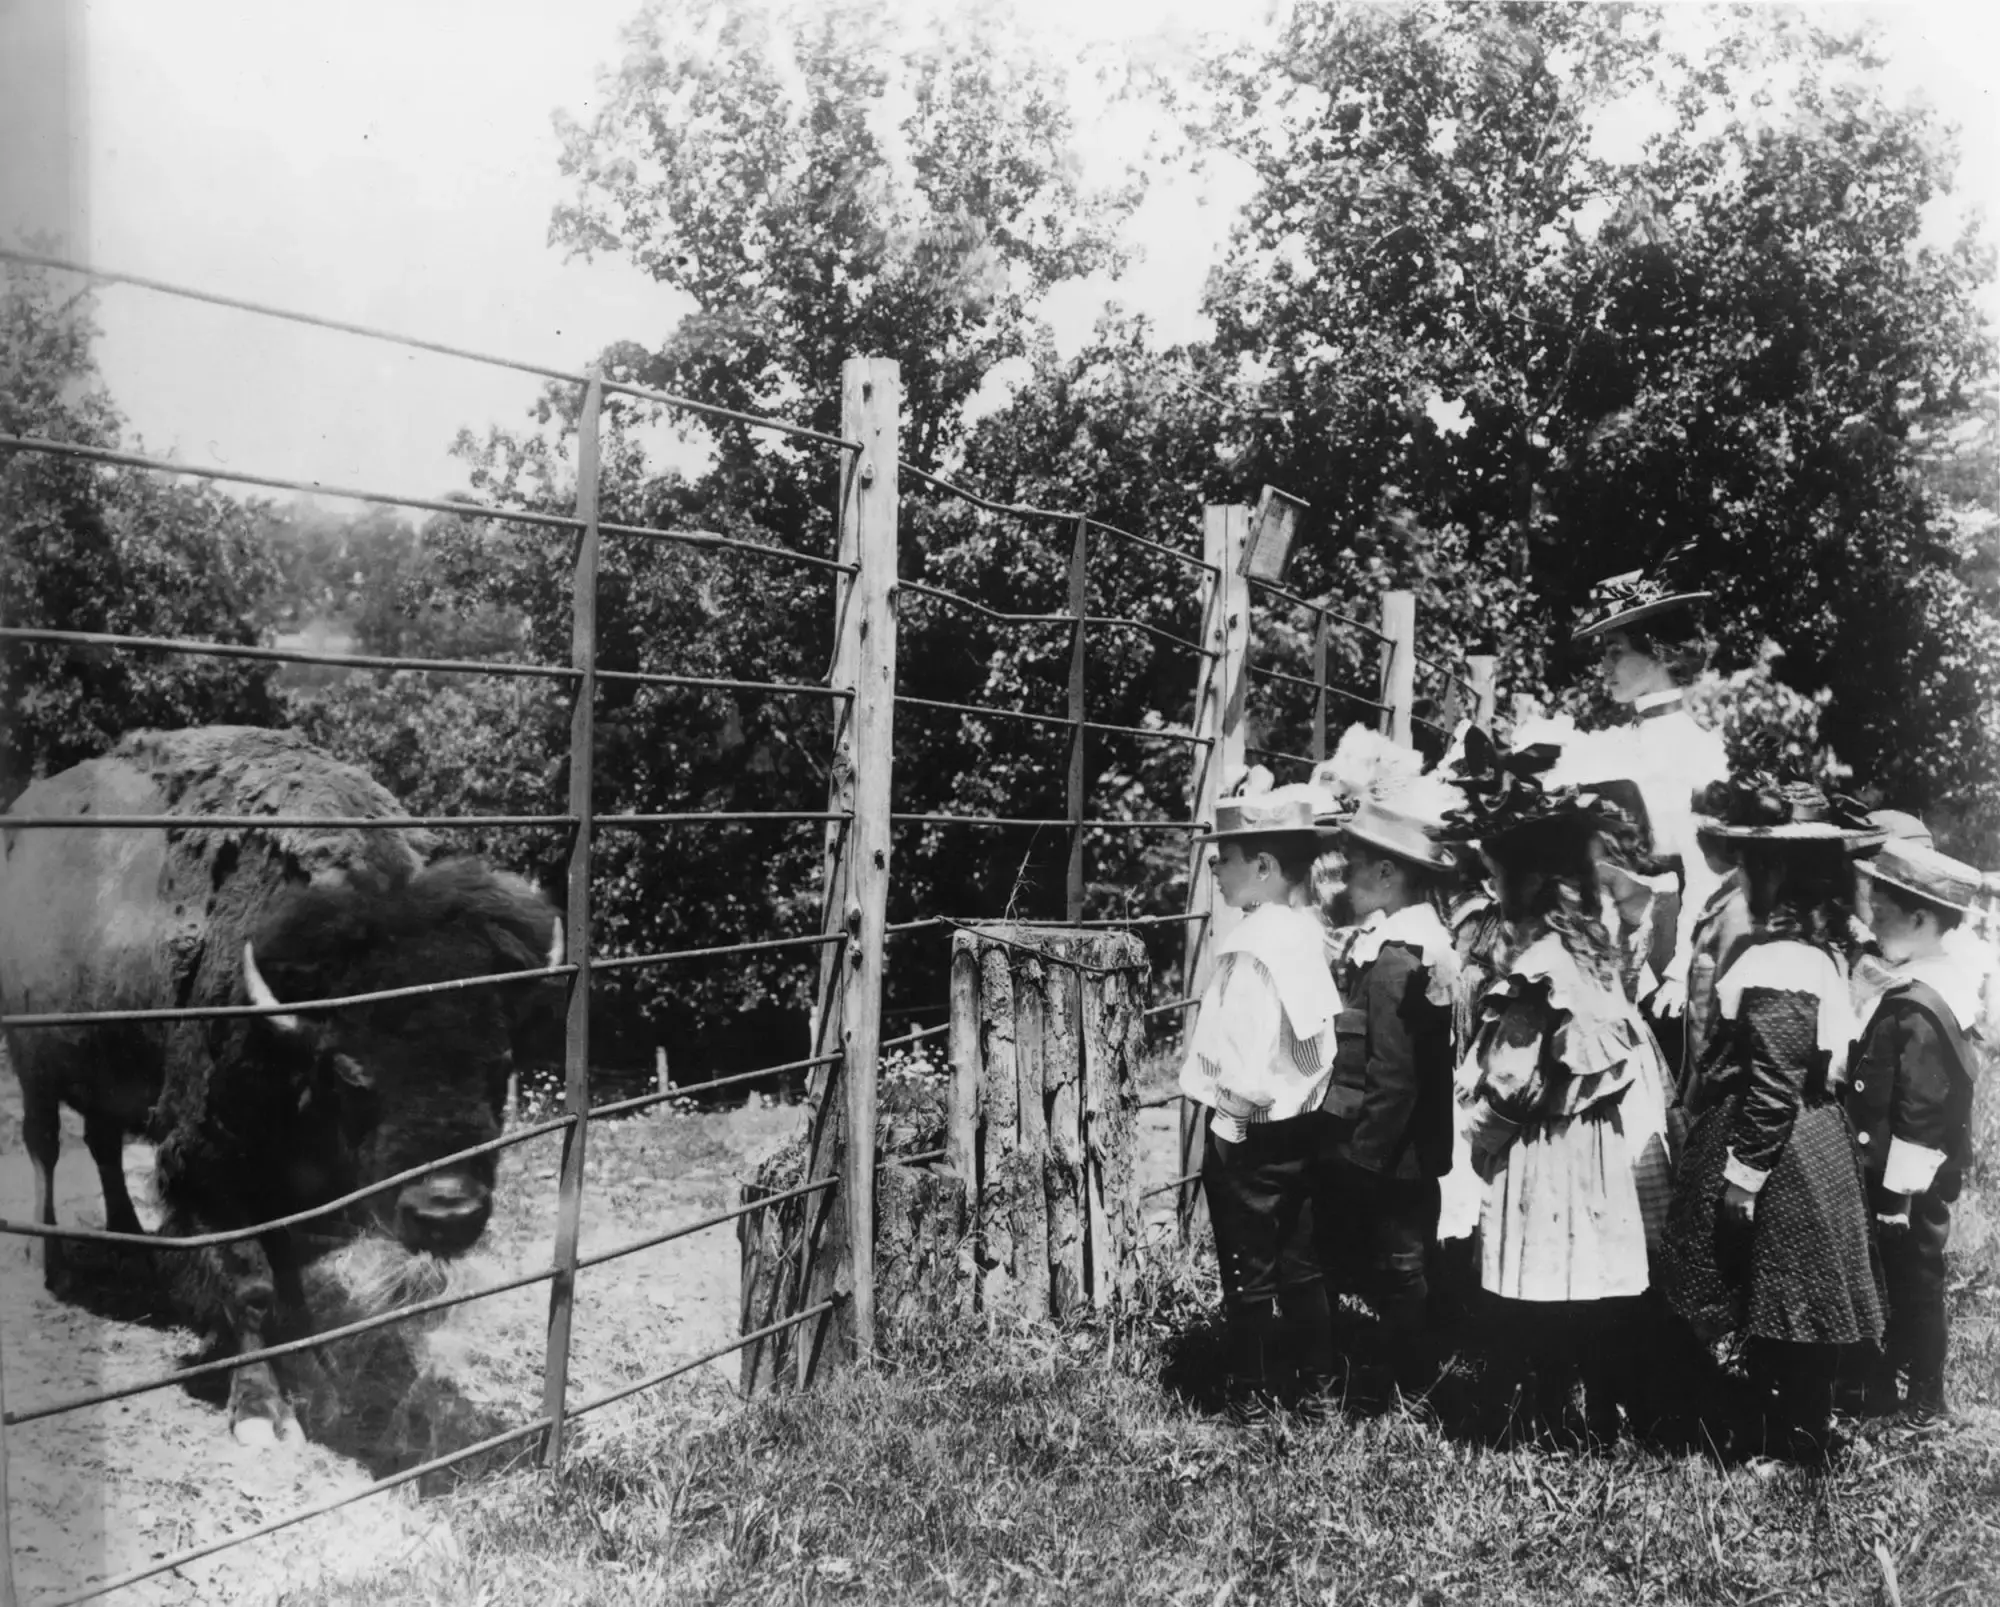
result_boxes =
[0,246,872,1606]
[0,246,1493,1603]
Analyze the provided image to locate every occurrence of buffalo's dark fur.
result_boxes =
[0,726,559,1441]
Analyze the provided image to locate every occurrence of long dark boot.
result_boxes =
[1278,1279,1335,1404]
[1224,1297,1285,1423]
[1771,1343,1842,1463]
[1904,1308,1949,1426]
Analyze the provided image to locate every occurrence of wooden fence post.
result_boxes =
[1378,588,1416,749]
[1178,504,1250,1238]
[539,364,602,1469]
[0,1320,17,1607]
[1311,613,1330,763]
[1466,653,1498,730]
[799,356,899,1376]
[1066,516,1089,924]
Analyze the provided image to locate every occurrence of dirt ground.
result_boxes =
[0,1071,809,1607]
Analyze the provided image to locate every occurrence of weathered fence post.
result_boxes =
[539,364,602,1469]
[943,926,1144,1319]
[1311,613,1330,763]
[1466,652,1498,730]
[794,356,899,1378]
[1179,504,1250,1238]
[1378,588,1416,749]
[1066,516,1089,923]
[0,1321,17,1607]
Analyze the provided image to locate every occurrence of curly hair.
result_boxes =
[1485,817,1621,987]
[1738,840,1859,957]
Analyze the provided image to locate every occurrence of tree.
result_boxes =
[337,0,1143,1067]
[1,263,280,802]
[1199,3,1997,834]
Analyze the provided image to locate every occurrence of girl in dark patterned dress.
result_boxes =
[1662,780,1886,1462]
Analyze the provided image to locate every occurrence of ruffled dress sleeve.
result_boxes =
[1454,934,1650,1183]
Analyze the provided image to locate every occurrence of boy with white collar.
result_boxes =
[1314,779,1461,1393]
[1179,781,1343,1410]
[1846,840,1987,1426]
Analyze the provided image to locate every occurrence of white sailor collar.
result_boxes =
[1217,903,1342,1039]
[1347,902,1459,1008]
[1890,951,1984,1037]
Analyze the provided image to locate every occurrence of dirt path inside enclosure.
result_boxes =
[0,1065,802,1607]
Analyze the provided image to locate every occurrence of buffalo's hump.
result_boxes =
[0,726,548,1149]
[0,727,428,1034]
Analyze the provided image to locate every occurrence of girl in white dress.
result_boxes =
[1444,734,1673,1443]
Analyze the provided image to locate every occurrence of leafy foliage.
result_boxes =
[1,265,281,802]
[1200,2,1997,829]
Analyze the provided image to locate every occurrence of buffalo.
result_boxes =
[0,726,563,1444]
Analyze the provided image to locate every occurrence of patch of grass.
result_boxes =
[277,1199,2000,1607]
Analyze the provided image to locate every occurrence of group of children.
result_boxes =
[1179,570,1995,1460]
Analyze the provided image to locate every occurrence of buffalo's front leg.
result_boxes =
[264,1231,340,1436]
[164,1221,302,1444]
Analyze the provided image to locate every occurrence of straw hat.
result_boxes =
[1695,777,1881,844]
[1195,779,1340,844]
[1864,809,1933,850]
[1861,840,1981,916]
[1341,775,1462,871]
[1572,567,1713,643]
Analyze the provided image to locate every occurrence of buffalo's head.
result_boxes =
[242,857,564,1255]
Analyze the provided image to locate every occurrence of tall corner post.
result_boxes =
[540,364,603,1468]
[1065,515,1089,925]
[1178,504,1249,1239]
[1378,588,1416,749]
[802,356,899,1378]
[1466,652,1498,730]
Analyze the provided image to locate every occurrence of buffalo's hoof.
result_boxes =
[231,1405,302,1448]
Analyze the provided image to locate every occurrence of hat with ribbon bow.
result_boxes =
[1436,727,1640,849]
[1692,775,1882,844]
[1573,563,1713,643]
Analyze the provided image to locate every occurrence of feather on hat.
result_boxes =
[1311,723,1423,822]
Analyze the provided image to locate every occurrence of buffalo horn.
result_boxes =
[545,918,565,970]
[241,942,303,1033]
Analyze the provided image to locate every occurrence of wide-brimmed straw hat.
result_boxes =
[1572,567,1713,643]
[1861,840,1981,916]
[1342,794,1459,872]
[1863,809,1933,850]
[1195,780,1341,844]
[1695,776,1882,844]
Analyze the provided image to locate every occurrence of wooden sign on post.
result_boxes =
[1240,485,1308,583]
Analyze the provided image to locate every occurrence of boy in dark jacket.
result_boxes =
[1848,840,1986,1425]
[1314,779,1461,1393]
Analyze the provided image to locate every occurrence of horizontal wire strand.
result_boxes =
[0,248,855,454]
[0,433,583,533]
[0,625,578,682]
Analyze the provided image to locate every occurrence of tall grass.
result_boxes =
[280,1175,2000,1607]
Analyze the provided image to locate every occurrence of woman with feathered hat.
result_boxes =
[1661,779,1886,1462]
[1443,732,1674,1443]
[1571,563,1730,1068]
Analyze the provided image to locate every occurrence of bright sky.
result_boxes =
[6,0,1997,510]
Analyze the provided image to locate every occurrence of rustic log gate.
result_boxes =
[0,249,1496,1607]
